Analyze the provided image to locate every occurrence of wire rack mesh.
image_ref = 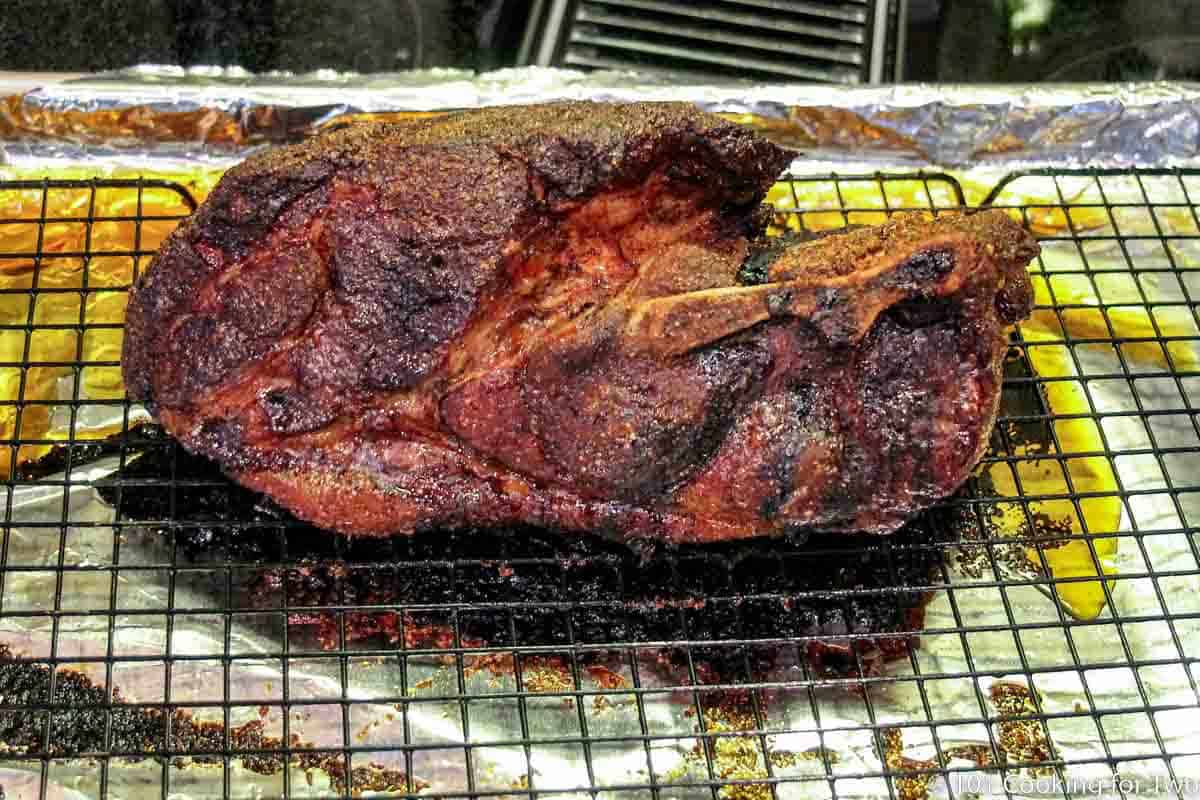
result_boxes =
[0,169,1195,800]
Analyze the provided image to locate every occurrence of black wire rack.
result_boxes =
[0,169,1196,800]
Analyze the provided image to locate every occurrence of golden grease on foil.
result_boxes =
[0,171,219,474]
[984,229,1197,619]
[881,683,1051,800]
[1024,206,1110,237]
[990,681,1055,775]
[521,657,574,695]
[880,728,938,800]
[766,180,896,233]
[1028,276,1198,372]
[880,729,1001,800]
[662,693,829,800]
[986,284,1122,619]
[682,705,773,800]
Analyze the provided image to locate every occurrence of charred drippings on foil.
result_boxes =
[0,646,425,795]
[2,429,964,787]
[49,428,965,779]
[97,439,960,681]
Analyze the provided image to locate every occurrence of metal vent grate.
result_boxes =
[522,0,895,84]
[0,169,1197,798]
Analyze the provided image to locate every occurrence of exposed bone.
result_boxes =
[622,222,997,357]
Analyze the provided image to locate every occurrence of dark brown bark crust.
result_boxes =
[124,101,787,408]
[123,101,1037,544]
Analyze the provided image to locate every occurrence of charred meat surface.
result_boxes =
[123,101,1038,543]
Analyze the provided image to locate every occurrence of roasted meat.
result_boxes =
[123,101,1038,544]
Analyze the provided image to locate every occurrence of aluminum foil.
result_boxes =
[3,66,1200,172]
[1,68,1199,799]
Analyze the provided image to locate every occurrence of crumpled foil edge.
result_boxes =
[3,65,1200,171]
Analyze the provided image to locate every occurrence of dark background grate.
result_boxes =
[520,0,898,84]
[0,169,1196,799]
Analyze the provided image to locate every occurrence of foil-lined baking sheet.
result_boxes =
[3,66,1200,171]
[0,69,1198,799]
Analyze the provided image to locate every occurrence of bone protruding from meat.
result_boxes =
[621,211,1035,358]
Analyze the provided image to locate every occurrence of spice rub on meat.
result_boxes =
[123,101,1038,544]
